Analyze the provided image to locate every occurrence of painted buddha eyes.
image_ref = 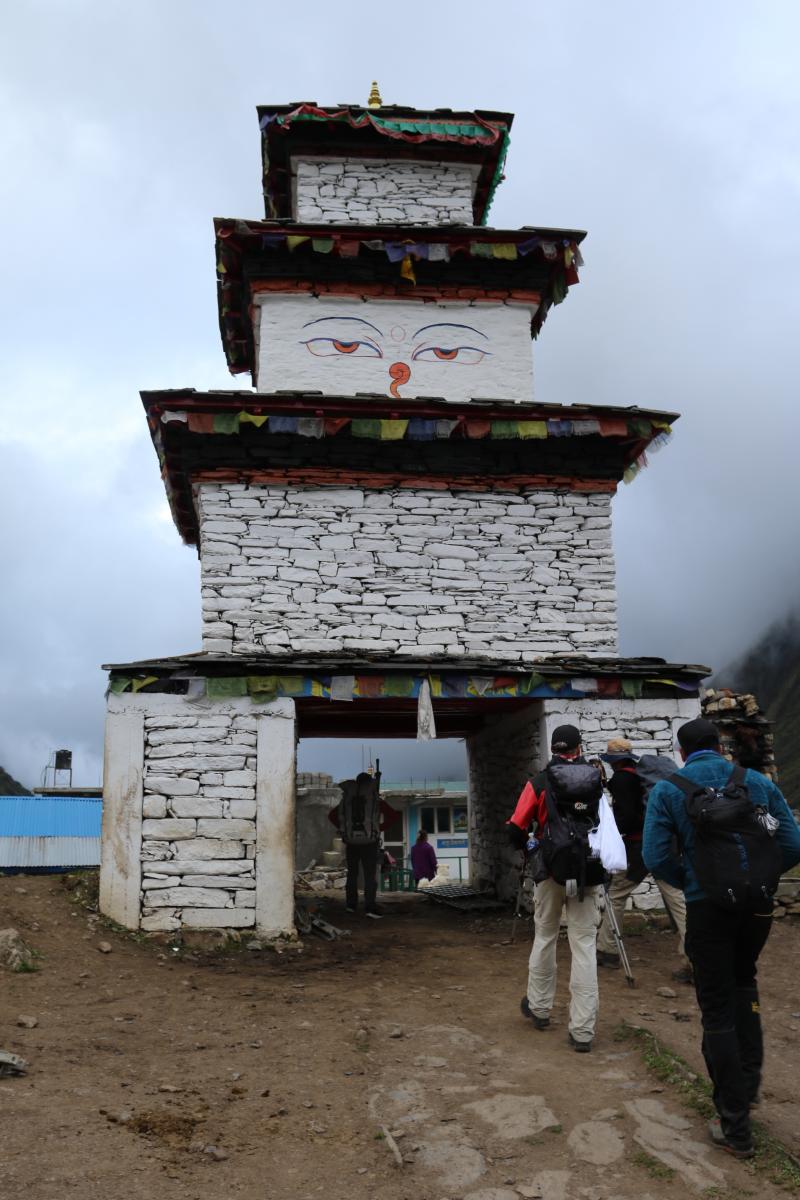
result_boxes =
[302,339,487,364]
[299,319,491,367]
[412,345,487,364]
[302,337,382,358]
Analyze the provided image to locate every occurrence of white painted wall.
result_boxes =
[198,484,618,661]
[255,295,536,402]
[292,157,477,225]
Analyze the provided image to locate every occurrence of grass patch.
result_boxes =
[632,1148,676,1180]
[618,1022,800,1190]
[13,948,43,974]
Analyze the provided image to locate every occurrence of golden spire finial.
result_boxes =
[367,81,382,109]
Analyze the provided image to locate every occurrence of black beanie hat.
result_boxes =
[551,724,581,753]
[677,717,720,755]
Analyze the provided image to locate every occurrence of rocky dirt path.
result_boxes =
[1,876,798,1199]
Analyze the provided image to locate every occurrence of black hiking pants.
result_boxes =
[685,899,773,1146]
[345,841,379,912]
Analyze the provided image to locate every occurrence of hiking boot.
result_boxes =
[520,997,549,1029]
[672,965,694,985]
[365,909,383,920]
[596,950,621,969]
[345,906,357,914]
[708,1118,754,1159]
[568,1033,592,1054]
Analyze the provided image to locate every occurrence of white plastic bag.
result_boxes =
[589,792,627,873]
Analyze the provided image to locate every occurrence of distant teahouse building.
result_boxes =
[100,88,708,938]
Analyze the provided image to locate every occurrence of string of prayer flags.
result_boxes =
[399,255,416,284]
[379,419,409,440]
[213,412,240,435]
[518,420,548,438]
[207,677,248,699]
[240,411,269,428]
[106,670,699,703]
[465,419,491,439]
[247,676,279,703]
[407,418,436,440]
[330,675,355,702]
[268,415,299,434]
[297,416,324,438]
[417,679,437,741]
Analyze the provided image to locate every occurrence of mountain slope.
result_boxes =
[724,614,800,800]
[0,766,31,795]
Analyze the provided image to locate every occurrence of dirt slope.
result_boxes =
[1,876,798,1200]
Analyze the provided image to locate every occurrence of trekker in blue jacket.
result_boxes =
[643,717,800,1159]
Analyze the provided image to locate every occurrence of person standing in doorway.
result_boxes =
[329,773,399,919]
[507,725,604,1053]
[596,737,690,982]
[410,829,438,885]
[644,717,800,1158]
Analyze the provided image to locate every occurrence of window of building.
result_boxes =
[420,805,459,835]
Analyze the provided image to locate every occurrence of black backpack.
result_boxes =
[540,760,605,898]
[669,765,782,910]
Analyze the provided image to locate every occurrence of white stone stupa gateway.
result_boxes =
[99,88,708,937]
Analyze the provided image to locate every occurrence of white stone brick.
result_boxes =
[228,800,257,819]
[145,776,200,796]
[172,838,247,859]
[142,818,197,840]
[188,875,256,889]
[222,770,257,787]
[151,859,253,875]
[196,819,256,841]
[142,796,167,818]
[141,910,180,931]
[168,797,224,818]
[147,887,232,908]
[180,908,255,928]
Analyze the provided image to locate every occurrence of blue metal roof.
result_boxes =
[0,796,102,838]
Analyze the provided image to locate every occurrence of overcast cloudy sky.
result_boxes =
[2,0,799,789]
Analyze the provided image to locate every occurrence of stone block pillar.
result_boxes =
[255,698,297,937]
[99,711,144,929]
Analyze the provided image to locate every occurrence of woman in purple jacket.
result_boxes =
[410,830,438,883]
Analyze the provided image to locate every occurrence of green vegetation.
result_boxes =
[632,1148,676,1180]
[618,1022,800,1190]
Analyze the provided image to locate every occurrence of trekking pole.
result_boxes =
[510,852,530,945]
[603,885,636,988]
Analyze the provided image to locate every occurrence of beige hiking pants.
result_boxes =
[527,877,600,1044]
[597,872,687,960]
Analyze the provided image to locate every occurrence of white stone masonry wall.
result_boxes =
[139,708,259,931]
[199,484,618,662]
[294,158,476,224]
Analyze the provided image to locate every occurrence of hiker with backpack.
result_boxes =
[643,717,800,1159]
[596,737,689,982]
[507,724,605,1053]
[329,772,399,919]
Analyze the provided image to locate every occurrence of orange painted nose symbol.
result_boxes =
[389,361,410,398]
